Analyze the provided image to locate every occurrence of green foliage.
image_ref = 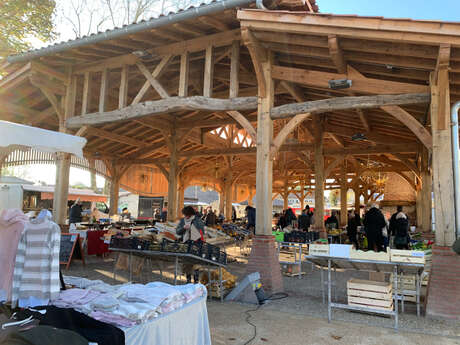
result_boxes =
[329,189,340,207]
[0,0,56,57]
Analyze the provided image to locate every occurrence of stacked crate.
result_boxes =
[347,279,393,311]
[390,274,417,303]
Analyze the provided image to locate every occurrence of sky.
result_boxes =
[16,0,460,187]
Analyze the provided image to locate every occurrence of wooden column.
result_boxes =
[354,186,361,214]
[313,114,325,234]
[248,187,255,206]
[89,159,97,192]
[420,154,432,232]
[340,163,348,226]
[431,70,455,245]
[178,52,190,97]
[219,189,225,216]
[177,176,185,218]
[283,179,289,209]
[255,58,274,235]
[229,40,240,98]
[53,74,76,225]
[203,45,214,97]
[109,174,120,216]
[166,131,179,221]
[99,68,109,113]
[225,179,233,221]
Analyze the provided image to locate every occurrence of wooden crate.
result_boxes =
[390,249,432,264]
[349,249,390,262]
[309,244,329,256]
[347,279,393,311]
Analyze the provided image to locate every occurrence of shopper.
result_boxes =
[69,198,83,225]
[161,203,168,222]
[285,207,297,225]
[246,206,256,232]
[347,209,360,249]
[363,204,386,252]
[325,210,339,229]
[176,206,206,283]
[390,206,410,249]
[205,208,216,227]
[299,205,313,231]
[121,207,131,220]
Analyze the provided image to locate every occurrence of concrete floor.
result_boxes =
[66,248,460,345]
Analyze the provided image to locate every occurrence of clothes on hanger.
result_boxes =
[0,209,28,302]
[11,212,61,308]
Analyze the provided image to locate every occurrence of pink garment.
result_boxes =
[52,288,102,307]
[90,311,138,328]
[0,209,27,301]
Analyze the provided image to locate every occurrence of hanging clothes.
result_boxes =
[11,211,61,308]
[0,209,28,302]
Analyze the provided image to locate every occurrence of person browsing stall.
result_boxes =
[176,206,206,283]
[69,198,83,225]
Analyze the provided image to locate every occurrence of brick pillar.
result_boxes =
[426,246,460,319]
[246,235,283,294]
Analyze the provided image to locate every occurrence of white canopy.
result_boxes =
[0,121,87,158]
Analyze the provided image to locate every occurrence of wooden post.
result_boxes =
[340,163,348,226]
[313,114,325,234]
[109,174,120,216]
[119,65,129,108]
[420,150,432,232]
[203,45,214,97]
[430,71,455,245]
[177,176,185,218]
[225,178,233,221]
[229,40,240,98]
[53,74,76,225]
[81,72,91,115]
[99,68,109,113]
[354,186,361,215]
[89,159,97,192]
[179,52,190,97]
[255,57,274,235]
[167,131,179,221]
[248,187,255,206]
[219,189,225,216]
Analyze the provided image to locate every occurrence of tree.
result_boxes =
[0,0,55,57]
[328,189,340,207]
[56,0,202,40]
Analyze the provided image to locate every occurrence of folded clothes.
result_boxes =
[90,311,137,328]
[90,294,119,311]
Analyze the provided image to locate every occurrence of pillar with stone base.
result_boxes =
[244,48,283,294]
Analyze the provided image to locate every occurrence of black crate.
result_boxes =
[161,239,188,253]
[110,237,133,249]
[187,240,203,257]
[218,251,227,265]
[203,243,221,262]
[132,238,150,250]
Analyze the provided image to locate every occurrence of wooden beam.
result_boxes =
[136,61,169,99]
[149,29,240,56]
[229,40,240,98]
[328,132,345,147]
[356,108,371,131]
[380,105,432,149]
[36,86,63,119]
[81,72,92,115]
[226,111,257,141]
[271,65,429,95]
[178,52,190,97]
[271,93,430,119]
[280,81,305,102]
[203,45,214,97]
[270,113,311,159]
[86,126,147,147]
[325,144,419,156]
[132,54,173,104]
[241,27,268,98]
[119,65,129,108]
[328,35,347,73]
[177,113,258,129]
[73,54,138,74]
[31,61,68,84]
[66,96,258,128]
[99,68,109,113]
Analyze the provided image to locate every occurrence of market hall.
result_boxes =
[1,0,460,343]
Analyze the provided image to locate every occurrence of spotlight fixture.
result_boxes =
[328,79,352,90]
[351,133,367,141]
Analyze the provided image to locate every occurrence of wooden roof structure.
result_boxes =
[0,2,458,242]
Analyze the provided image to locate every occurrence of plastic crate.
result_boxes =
[132,238,150,250]
[203,243,221,262]
[218,251,227,265]
[187,240,203,256]
[161,239,188,253]
[110,237,133,249]
[272,231,285,242]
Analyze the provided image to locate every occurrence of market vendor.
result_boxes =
[325,210,339,230]
[69,198,83,225]
[121,207,131,221]
[176,206,206,283]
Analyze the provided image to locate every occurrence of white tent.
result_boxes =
[0,121,87,158]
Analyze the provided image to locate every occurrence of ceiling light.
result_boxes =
[328,79,352,90]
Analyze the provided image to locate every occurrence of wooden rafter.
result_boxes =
[241,27,268,97]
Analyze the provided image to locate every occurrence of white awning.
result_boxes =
[0,121,87,157]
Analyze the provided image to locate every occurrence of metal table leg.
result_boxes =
[416,271,421,317]
[207,265,211,300]
[327,259,332,323]
[320,267,325,304]
[129,251,133,282]
[219,266,223,303]
[393,265,399,331]
[174,256,178,285]
[298,245,302,280]
[113,252,119,281]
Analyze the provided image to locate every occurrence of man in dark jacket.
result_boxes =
[69,199,83,224]
[363,204,386,252]
[389,206,410,249]
[246,206,256,231]
[347,209,361,249]
[325,210,339,230]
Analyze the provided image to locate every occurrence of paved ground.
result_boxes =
[66,247,460,345]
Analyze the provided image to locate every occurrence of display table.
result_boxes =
[304,255,425,330]
[123,294,211,345]
[110,248,226,302]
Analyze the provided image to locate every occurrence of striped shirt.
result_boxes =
[11,218,61,308]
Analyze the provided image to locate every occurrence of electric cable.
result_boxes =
[242,292,289,344]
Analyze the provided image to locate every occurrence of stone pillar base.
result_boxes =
[426,245,460,320]
[246,235,283,294]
